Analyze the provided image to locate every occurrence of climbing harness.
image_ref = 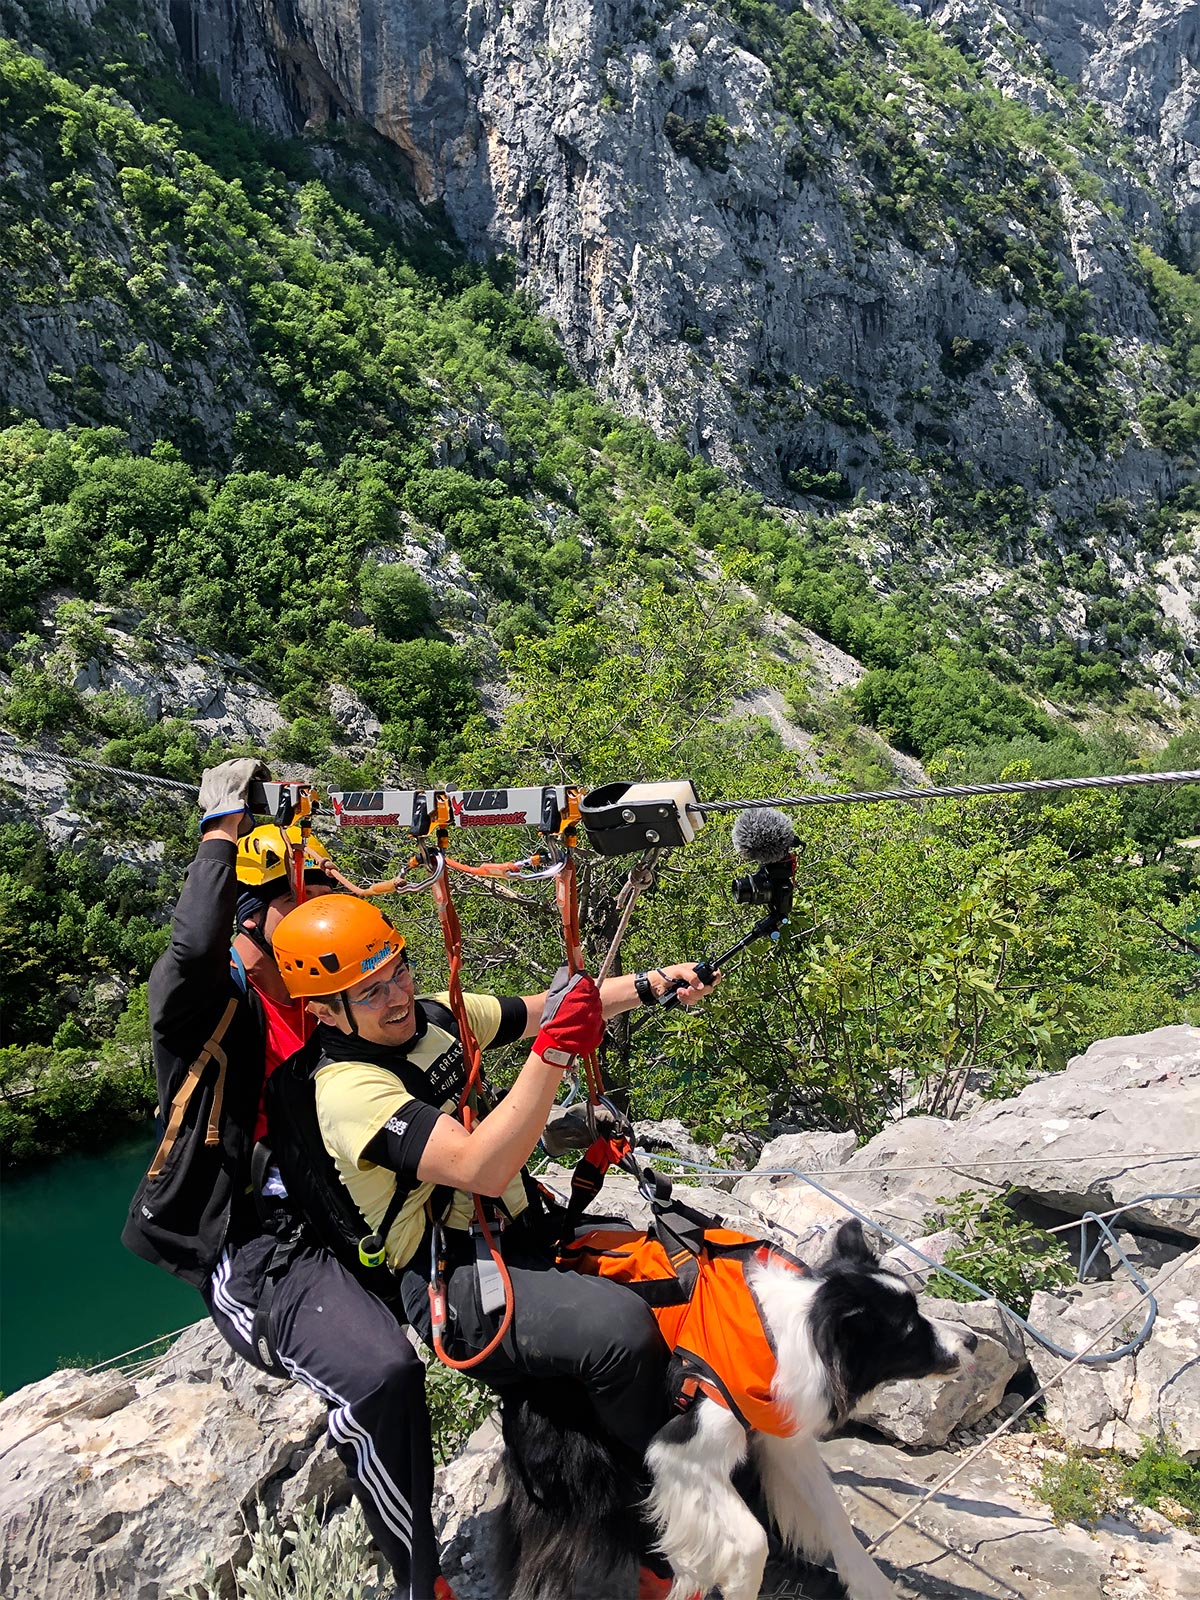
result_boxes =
[561,1180,810,1437]
[641,1151,1200,1370]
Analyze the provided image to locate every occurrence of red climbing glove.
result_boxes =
[533,966,604,1069]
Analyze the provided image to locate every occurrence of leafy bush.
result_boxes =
[359,562,434,641]
[1124,1433,1200,1522]
[926,1192,1075,1315]
[424,1358,494,1464]
[170,1498,384,1600]
[664,112,732,172]
[1034,1432,1200,1533]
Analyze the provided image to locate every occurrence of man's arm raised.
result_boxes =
[415,971,603,1197]
[517,962,721,1037]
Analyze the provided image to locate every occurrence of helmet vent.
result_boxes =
[318,951,342,973]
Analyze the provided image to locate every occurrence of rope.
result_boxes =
[79,1323,195,1372]
[863,1242,1200,1556]
[426,840,516,1373]
[691,767,1200,814]
[556,852,605,1104]
[0,734,198,795]
[0,1323,196,1460]
[597,850,662,985]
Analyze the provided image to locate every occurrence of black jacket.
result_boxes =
[122,838,266,1287]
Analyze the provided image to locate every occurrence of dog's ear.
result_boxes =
[830,1217,877,1266]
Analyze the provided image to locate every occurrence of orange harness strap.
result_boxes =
[426,830,515,1372]
[561,1222,807,1438]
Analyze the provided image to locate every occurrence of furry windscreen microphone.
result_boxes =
[730,806,798,863]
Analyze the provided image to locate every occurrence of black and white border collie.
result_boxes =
[494,1219,978,1600]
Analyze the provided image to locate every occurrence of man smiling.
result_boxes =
[270,895,720,1594]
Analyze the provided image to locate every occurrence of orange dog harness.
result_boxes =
[560,1198,809,1437]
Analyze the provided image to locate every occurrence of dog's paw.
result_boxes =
[841,1557,896,1600]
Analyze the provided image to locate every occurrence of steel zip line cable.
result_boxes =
[690,766,1200,813]
[0,734,198,795]
[7,733,1200,813]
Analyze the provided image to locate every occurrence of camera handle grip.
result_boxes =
[657,912,786,1008]
[656,956,718,1009]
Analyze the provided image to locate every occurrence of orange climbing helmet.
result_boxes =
[272,897,405,998]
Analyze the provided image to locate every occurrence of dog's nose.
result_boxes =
[961,1329,978,1354]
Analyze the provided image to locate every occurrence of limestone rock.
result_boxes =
[328,683,383,748]
[920,0,1200,259]
[163,0,1192,637]
[0,1321,331,1600]
[852,1296,1025,1448]
[812,1432,1200,1599]
[840,1026,1200,1240]
[1028,1246,1200,1457]
[880,1227,967,1289]
[753,1130,859,1178]
[434,1417,504,1600]
[633,1117,714,1167]
[0,740,84,848]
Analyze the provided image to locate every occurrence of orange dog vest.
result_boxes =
[560,1210,807,1437]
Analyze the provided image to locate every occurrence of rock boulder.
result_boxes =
[840,1026,1200,1240]
[1028,1246,1200,1458]
[852,1296,1025,1448]
[0,1323,333,1600]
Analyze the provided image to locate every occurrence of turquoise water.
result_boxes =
[1,1125,201,1395]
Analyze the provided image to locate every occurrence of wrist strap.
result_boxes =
[634,972,655,1007]
[538,1044,575,1070]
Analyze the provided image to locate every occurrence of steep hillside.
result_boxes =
[3,5,1200,1168]
[4,0,1198,707]
[125,0,1200,693]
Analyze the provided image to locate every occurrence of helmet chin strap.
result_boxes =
[237,918,274,960]
[340,992,359,1037]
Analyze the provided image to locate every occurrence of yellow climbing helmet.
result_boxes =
[236,824,334,890]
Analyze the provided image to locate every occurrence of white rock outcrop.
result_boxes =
[1029,1245,1200,1457]
[0,1323,333,1600]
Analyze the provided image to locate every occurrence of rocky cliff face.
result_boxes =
[3,0,1197,682]
[919,0,1200,259]
[150,0,1199,673]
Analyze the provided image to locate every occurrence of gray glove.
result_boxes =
[198,757,270,826]
[541,1101,621,1158]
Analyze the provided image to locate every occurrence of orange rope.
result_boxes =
[444,854,552,879]
[427,837,515,1371]
[320,860,411,897]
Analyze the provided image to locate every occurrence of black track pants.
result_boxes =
[405,1238,671,1462]
[207,1235,439,1600]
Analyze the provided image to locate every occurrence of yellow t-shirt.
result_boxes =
[314,992,528,1270]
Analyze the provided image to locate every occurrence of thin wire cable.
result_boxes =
[644,1150,1200,1174]
[0,734,198,795]
[0,1324,197,1460]
[691,767,1200,813]
[80,1323,196,1372]
[637,1152,1200,1365]
[864,1243,1200,1556]
[6,734,1200,815]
